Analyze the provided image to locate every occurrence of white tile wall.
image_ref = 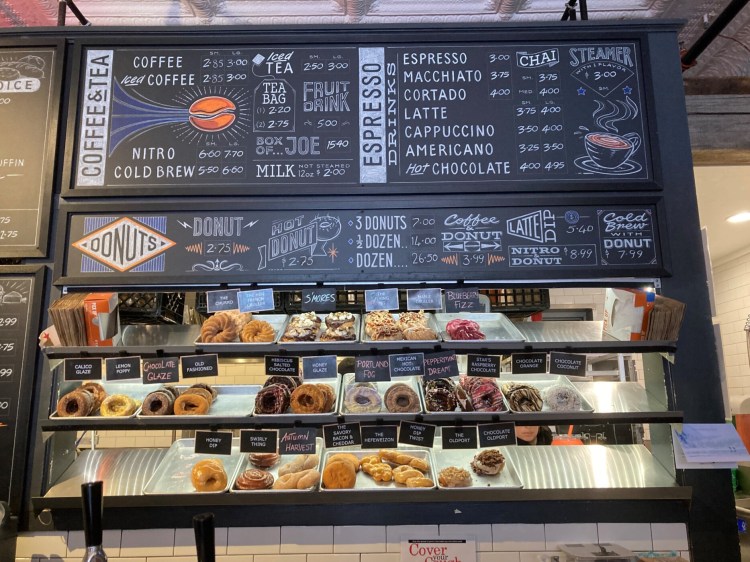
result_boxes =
[15,522,690,561]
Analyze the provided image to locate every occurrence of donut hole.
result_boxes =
[65,400,80,415]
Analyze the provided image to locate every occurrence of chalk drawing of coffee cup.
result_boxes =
[584,132,641,169]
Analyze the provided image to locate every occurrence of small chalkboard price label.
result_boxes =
[240,429,278,453]
[444,287,481,312]
[361,425,398,449]
[467,354,501,377]
[355,355,391,382]
[0,398,10,419]
[398,421,436,448]
[142,357,180,384]
[423,351,459,381]
[365,288,399,311]
[181,354,219,378]
[205,289,240,313]
[323,422,362,448]
[195,430,233,455]
[511,352,547,374]
[238,288,275,313]
[302,355,337,380]
[105,356,141,381]
[442,426,479,450]
[301,288,337,312]
[549,352,587,377]
[478,422,516,448]
[278,428,317,455]
[64,358,102,381]
[265,355,300,377]
[389,353,425,378]
[406,288,442,311]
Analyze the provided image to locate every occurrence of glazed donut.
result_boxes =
[263,376,300,394]
[248,452,280,468]
[343,384,382,413]
[254,384,290,414]
[56,389,94,417]
[501,382,543,412]
[466,378,506,412]
[424,386,456,412]
[80,382,107,410]
[174,393,210,415]
[141,390,175,416]
[191,459,227,492]
[235,468,274,490]
[240,319,276,343]
[316,384,336,412]
[200,313,238,343]
[189,383,218,400]
[290,383,327,414]
[383,383,421,413]
[446,318,485,340]
[543,384,582,411]
[100,394,137,417]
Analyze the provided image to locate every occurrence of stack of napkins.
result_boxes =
[48,293,87,347]
[672,423,750,469]
[646,295,686,341]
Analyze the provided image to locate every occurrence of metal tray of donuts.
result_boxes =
[320,448,436,491]
[252,377,340,423]
[338,373,424,419]
[143,438,243,495]
[360,312,442,343]
[418,376,511,419]
[497,374,594,413]
[432,445,523,490]
[50,381,164,420]
[195,314,288,345]
[230,438,324,493]
[278,313,362,345]
[435,313,526,342]
[136,385,260,419]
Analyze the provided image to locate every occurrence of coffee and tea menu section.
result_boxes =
[0,47,58,256]
[71,42,652,194]
[58,204,662,285]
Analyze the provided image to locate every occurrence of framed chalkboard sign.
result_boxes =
[0,41,62,257]
[55,197,666,287]
[62,27,660,198]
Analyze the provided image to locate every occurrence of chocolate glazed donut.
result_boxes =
[254,384,290,414]
[141,390,175,416]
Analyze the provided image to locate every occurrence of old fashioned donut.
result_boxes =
[322,458,357,489]
[100,394,137,417]
[466,378,506,412]
[235,468,274,490]
[56,389,94,417]
[254,384,290,414]
[200,313,238,343]
[174,393,210,415]
[189,383,218,400]
[141,390,175,415]
[240,319,276,343]
[543,384,582,411]
[181,387,214,405]
[316,384,336,411]
[80,382,107,410]
[191,459,227,492]
[502,382,543,412]
[343,384,382,413]
[290,383,327,414]
[383,383,420,413]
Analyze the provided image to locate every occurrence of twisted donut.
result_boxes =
[383,383,420,413]
[290,383,327,414]
[343,384,382,413]
[191,459,227,492]
[254,384,290,414]
[141,390,174,415]
[56,389,94,417]
[241,319,276,343]
[100,394,137,417]
[200,313,238,343]
[543,384,582,411]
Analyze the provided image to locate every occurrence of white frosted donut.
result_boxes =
[543,384,582,411]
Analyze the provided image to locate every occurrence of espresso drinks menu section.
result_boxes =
[0,48,57,254]
[74,42,650,191]
[62,205,661,283]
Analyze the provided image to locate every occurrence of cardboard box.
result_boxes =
[84,293,120,346]
[602,288,655,341]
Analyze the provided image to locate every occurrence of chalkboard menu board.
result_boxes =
[69,41,652,195]
[0,267,43,512]
[0,47,59,256]
[58,203,663,285]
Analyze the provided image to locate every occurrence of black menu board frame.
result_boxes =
[0,266,45,516]
[0,39,63,258]
[59,24,664,198]
[53,195,669,288]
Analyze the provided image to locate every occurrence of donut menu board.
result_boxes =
[0,273,36,504]
[0,48,58,255]
[72,42,650,193]
[59,205,662,285]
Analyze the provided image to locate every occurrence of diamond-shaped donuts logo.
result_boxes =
[73,218,175,272]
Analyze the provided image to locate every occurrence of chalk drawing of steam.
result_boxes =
[109,81,251,154]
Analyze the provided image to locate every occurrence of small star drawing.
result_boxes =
[577,87,586,95]
[623,86,633,95]
[327,245,339,262]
